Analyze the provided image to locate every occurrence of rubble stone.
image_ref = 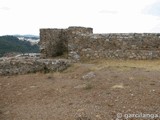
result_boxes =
[0,57,71,76]
[82,72,96,80]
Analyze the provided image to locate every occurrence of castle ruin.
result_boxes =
[39,26,160,61]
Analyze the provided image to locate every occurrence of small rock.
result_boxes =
[96,114,102,119]
[82,72,96,80]
[112,84,124,89]
[17,92,22,95]
[74,84,87,89]
[30,86,36,88]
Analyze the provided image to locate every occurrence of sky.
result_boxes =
[0,0,160,35]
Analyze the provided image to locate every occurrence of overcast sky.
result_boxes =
[0,0,160,35]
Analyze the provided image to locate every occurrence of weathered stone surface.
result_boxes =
[39,29,68,58]
[38,59,71,72]
[82,72,96,80]
[0,57,71,76]
[39,27,160,61]
[68,51,80,62]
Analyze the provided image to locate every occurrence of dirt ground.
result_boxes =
[0,60,160,120]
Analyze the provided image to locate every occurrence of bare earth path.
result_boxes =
[0,60,160,120]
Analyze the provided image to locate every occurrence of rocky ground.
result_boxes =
[0,60,160,120]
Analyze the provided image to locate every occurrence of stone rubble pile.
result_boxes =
[0,56,71,76]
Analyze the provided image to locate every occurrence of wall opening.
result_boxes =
[55,30,68,58]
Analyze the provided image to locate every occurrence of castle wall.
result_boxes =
[40,27,160,61]
[39,29,68,58]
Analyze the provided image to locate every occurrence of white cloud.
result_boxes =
[143,0,160,16]
[0,7,10,11]
[0,0,160,35]
[99,10,118,14]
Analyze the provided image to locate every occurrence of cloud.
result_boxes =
[143,1,160,16]
[99,10,118,14]
[0,7,10,11]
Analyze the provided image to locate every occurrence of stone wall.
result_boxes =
[0,57,71,76]
[40,27,160,61]
[39,29,68,58]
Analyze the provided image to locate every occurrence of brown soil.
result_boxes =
[0,60,160,120]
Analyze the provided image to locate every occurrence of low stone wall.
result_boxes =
[40,27,160,61]
[68,33,160,60]
[0,57,71,76]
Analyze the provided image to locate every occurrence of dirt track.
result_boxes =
[0,60,160,120]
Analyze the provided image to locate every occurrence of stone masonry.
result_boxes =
[40,26,160,61]
[0,56,71,76]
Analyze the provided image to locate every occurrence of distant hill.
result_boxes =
[14,34,39,37]
[14,35,39,45]
[0,35,40,57]
[14,34,39,40]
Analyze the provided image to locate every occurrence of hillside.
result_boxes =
[14,34,39,39]
[0,35,39,57]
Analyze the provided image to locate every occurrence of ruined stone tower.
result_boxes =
[39,27,93,59]
[40,26,160,61]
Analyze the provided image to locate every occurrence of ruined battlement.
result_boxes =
[40,27,160,61]
[67,26,93,34]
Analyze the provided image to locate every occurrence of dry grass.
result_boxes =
[83,83,93,90]
[1,59,160,120]
[86,59,160,71]
[63,63,81,73]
